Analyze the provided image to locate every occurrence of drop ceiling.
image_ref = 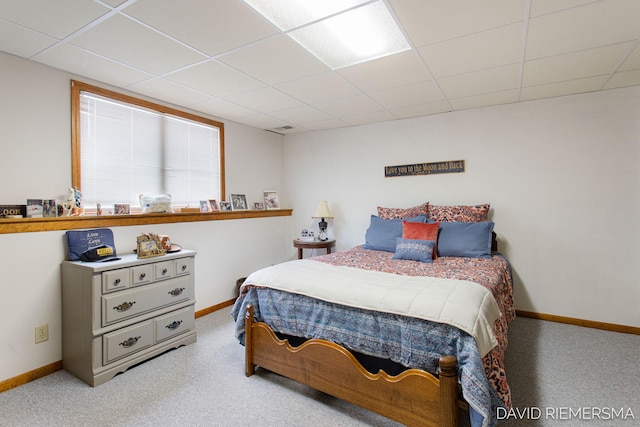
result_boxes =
[1,0,639,134]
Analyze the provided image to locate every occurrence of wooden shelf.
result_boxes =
[0,209,292,234]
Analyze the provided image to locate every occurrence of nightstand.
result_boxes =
[294,239,336,259]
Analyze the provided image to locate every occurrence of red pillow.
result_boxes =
[402,221,440,258]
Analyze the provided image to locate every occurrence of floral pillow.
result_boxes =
[377,202,429,220]
[427,204,490,222]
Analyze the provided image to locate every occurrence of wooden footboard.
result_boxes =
[244,304,460,427]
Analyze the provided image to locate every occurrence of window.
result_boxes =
[71,81,225,212]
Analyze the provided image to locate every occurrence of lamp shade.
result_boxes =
[312,200,333,219]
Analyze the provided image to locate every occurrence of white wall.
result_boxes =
[0,52,290,382]
[283,87,640,328]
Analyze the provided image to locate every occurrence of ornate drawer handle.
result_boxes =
[165,320,182,330]
[114,278,121,285]
[181,264,187,271]
[113,301,136,312]
[119,336,141,348]
[139,273,146,280]
[162,268,168,275]
[168,287,185,297]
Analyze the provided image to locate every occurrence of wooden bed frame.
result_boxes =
[244,304,464,427]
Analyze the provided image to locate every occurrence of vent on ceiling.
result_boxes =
[266,125,294,135]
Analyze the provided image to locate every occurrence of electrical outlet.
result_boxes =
[35,324,48,344]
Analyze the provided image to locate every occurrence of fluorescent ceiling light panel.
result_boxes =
[244,0,411,70]
[244,0,369,31]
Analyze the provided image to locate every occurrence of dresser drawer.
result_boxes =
[155,306,195,342]
[103,320,153,364]
[102,269,130,293]
[102,277,193,326]
[131,264,154,287]
[174,257,193,277]
[154,260,175,281]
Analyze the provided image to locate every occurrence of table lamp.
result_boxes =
[312,200,333,241]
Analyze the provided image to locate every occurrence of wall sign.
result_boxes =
[384,160,465,177]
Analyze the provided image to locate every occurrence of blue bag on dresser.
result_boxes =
[66,228,120,262]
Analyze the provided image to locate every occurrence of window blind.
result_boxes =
[80,92,220,209]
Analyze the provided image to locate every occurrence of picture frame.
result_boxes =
[253,202,264,210]
[264,191,280,210]
[230,194,248,211]
[136,233,166,259]
[219,201,232,212]
[208,199,219,212]
[199,200,210,212]
[114,203,130,215]
[42,199,58,218]
[26,199,44,218]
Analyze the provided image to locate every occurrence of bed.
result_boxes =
[231,203,515,427]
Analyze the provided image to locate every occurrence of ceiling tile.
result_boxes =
[389,0,524,47]
[70,14,206,75]
[368,81,443,109]
[196,99,258,120]
[419,23,523,78]
[217,34,328,85]
[0,0,110,39]
[338,50,430,93]
[618,44,640,71]
[128,78,212,107]
[0,0,638,133]
[0,18,56,58]
[529,0,599,17]
[102,0,128,7]
[315,94,384,118]
[268,105,333,124]
[301,118,350,131]
[275,72,359,104]
[526,0,640,60]
[390,101,451,119]
[36,44,152,87]
[605,69,640,90]
[164,60,265,98]
[122,0,278,56]
[226,87,304,112]
[523,42,634,87]
[344,110,396,126]
[449,89,519,111]
[438,64,520,99]
[521,76,607,101]
[233,114,291,130]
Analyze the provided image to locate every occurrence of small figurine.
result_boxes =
[63,187,84,216]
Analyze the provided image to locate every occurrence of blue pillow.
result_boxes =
[393,239,435,263]
[437,221,494,258]
[363,214,426,252]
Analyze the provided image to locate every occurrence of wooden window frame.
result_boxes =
[0,81,292,235]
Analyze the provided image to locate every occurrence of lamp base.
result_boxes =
[318,218,328,241]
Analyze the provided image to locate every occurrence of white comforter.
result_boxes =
[244,259,501,356]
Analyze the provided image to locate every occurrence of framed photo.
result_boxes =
[26,199,44,218]
[208,199,219,212]
[136,233,166,259]
[219,201,232,212]
[42,199,57,217]
[230,194,248,210]
[114,203,130,215]
[264,191,280,210]
[199,200,210,212]
[253,202,264,210]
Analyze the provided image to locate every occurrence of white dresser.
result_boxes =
[61,250,197,386]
